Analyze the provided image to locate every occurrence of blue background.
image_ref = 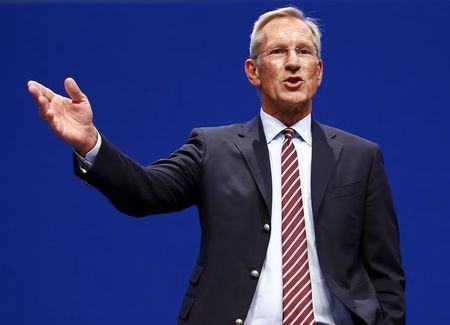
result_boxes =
[1,0,449,324]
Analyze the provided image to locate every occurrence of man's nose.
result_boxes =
[285,49,301,71]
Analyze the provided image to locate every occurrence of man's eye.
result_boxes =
[269,48,285,55]
[297,47,312,55]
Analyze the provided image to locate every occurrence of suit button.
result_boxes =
[234,319,244,325]
[250,270,259,279]
[263,224,270,232]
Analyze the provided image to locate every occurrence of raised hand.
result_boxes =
[28,78,98,156]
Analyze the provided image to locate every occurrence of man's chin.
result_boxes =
[278,97,310,110]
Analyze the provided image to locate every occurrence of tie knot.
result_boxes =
[284,128,295,139]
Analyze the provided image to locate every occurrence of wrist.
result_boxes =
[74,126,98,157]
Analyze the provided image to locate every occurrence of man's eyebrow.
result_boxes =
[265,39,314,48]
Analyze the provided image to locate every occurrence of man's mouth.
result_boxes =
[283,76,303,88]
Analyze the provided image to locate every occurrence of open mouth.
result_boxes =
[283,76,303,88]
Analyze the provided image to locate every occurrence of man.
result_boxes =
[28,6,405,325]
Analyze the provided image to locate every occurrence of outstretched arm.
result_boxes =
[28,77,98,156]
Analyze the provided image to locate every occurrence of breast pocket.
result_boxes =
[328,179,363,199]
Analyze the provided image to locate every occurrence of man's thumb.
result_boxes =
[64,77,86,102]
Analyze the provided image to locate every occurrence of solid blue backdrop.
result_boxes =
[1,0,449,324]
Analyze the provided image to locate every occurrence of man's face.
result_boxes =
[245,16,323,122]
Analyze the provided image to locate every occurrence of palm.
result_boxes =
[48,93,92,143]
[28,78,98,155]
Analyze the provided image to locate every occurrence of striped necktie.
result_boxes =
[281,128,315,325]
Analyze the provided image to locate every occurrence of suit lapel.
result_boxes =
[311,120,342,220]
[235,116,272,216]
[233,117,340,221]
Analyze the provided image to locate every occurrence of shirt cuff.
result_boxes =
[74,131,102,173]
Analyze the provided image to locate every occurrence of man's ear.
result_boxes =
[316,59,324,87]
[245,59,261,88]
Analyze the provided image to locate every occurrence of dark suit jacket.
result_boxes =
[75,116,405,325]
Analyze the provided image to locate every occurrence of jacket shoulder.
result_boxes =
[191,116,258,143]
[195,123,245,136]
[318,123,379,150]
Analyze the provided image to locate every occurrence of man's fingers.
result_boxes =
[28,80,56,101]
[37,94,49,111]
[64,77,86,103]
[28,81,58,122]
[28,80,43,96]
[27,80,56,121]
[28,84,42,102]
[28,84,48,111]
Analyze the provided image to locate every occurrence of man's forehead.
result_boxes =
[261,17,313,43]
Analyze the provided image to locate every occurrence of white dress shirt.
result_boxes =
[245,109,352,325]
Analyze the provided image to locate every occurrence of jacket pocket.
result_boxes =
[328,179,363,198]
[352,297,384,324]
[178,264,204,320]
[178,295,195,320]
[189,264,204,285]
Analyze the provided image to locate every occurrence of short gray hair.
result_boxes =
[249,6,322,59]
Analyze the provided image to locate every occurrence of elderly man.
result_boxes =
[28,6,405,325]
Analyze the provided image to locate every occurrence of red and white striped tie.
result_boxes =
[281,128,315,325]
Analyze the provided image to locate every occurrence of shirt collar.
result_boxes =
[259,108,312,146]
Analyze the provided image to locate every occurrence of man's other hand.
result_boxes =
[28,77,98,156]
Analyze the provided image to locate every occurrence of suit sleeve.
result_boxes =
[362,146,406,324]
[74,129,205,217]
